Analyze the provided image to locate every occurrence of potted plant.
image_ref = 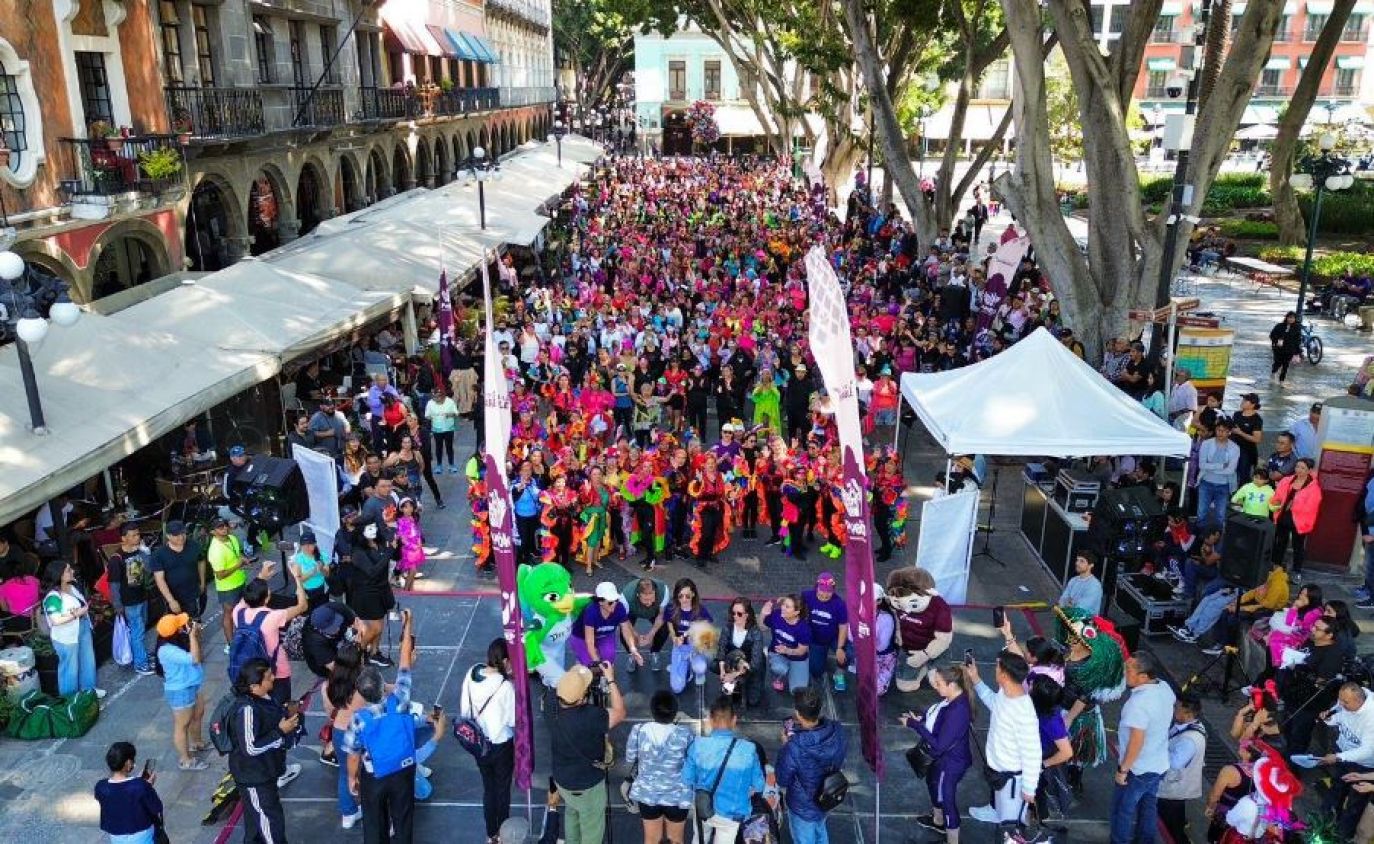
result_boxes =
[171,108,193,146]
[24,632,58,695]
[138,146,183,181]
[89,120,120,149]
[440,78,454,93]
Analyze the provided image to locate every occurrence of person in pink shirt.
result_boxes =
[231,562,308,705]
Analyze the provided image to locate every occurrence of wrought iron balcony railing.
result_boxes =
[165,86,265,140]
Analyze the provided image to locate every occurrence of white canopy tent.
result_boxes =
[897,327,1192,458]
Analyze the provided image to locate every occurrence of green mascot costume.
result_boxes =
[518,562,590,687]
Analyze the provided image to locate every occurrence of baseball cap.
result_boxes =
[165,520,187,536]
[1311,402,1323,413]
[556,663,595,705]
[594,582,619,602]
[210,516,229,529]
[156,613,190,637]
[299,531,317,545]
[362,523,379,540]
[309,604,346,638]
[228,445,246,458]
[816,572,837,590]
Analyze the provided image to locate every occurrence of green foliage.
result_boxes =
[1257,245,1304,264]
[1312,252,1374,280]
[1140,173,1270,213]
[1140,176,1174,204]
[1217,219,1278,239]
[1298,180,1374,236]
[138,147,183,180]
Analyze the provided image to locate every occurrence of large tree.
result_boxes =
[994,0,1285,357]
[1269,0,1357,245]
[554,0,639,109]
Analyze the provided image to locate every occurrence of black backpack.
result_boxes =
[814,769,850,812]
[208,693,239,755]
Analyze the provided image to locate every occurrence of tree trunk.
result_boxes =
[1270,0,1356,245]
[820,131,863,200]
[1198,0,1231,111]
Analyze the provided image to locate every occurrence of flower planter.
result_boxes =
[177,132,191,146]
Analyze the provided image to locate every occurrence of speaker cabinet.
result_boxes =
[1221,512,1275,591]
[228,455,309,532]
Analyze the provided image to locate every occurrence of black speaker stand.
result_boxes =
[1181,643,1252,703]
[973,467,1008,568]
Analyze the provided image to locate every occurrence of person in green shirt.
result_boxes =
[751,369,782,436]
[207,517,250,650]
[1230,468,1274,519]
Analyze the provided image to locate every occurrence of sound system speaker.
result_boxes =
[1220,512,1274,591]
[1109,613,1141,654]
[1087,486,1165,603]
[228,455,309,533]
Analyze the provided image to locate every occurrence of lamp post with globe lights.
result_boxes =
[1289,132,1354,326]
[0,250,82,435]
[547,118,567,167]
[461,146,502,230]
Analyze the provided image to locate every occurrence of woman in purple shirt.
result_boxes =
[762,593,811,693]
[570,582,644,668]
[666,578,712,693]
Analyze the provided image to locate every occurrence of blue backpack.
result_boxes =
[358,696,416,778]
[227,608,278,683]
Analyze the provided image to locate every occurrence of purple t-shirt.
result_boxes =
[669,606,712,637]
[1038,709,1069,758]
[802,589,848,647]
[573,601,629,640]
[767,609,812,661]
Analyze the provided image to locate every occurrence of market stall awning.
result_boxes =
[443,28,480,61]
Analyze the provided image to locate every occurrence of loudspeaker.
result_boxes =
[1088,486,1166,559]
[1108,612,1141,654]
[1221,512,1274,590]
[228,455,309,532]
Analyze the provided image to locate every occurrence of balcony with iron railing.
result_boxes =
[1332,83,1359,97]
[500,86,556,107]
[1272,28,1293,43]
[1341,25,1370,42]
[485,0,550,33]
[1150,28,1184,43]
[1254,85,1292,97]
[288,86,346,129]
[165,86,266,140]
[1145,86,1170,98]
[58,135,185,198]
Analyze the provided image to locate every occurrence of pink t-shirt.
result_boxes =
[0,576,40,615]
[232,603,293,678]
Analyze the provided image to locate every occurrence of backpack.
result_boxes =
[357,696,416,777]
[208,692,239,755]
[814,769,850,812]
[453,672,506,759]
[281,616,307,662]
[227,607,278,683]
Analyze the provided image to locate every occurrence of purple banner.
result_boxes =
[805,247,883,777]
[976,235,1030,332]
[437,269,455,377]
[481,256,531,790]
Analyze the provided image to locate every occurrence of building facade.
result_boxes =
[0,0,555,307]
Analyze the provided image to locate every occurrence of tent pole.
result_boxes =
[874,778,881,844]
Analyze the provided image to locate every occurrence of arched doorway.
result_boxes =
[337,156,361,213]
[391,145,411,194]
[90,231,170,300]
[478,125,490,158]
[248,174,283,256]
[415,141,432,188]
[451,136,464,175]
[466,130,478,161]
[367,148,386,201]
[663,110,691,156]
[296,164,325,235]
[185,178,234,271]
[434,138,450,185]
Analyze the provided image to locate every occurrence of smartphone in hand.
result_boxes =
[963,648,975,667]
[142,759,155,780]
[992,606,1006,630]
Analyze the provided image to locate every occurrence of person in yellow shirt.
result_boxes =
[1197,562,1291,656]
[207,517,251,651]
[1230,469,1275,519]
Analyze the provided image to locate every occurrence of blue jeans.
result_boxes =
[333,729,359,817]
[768,652,810,691]
[1110,771,1163,844]
[124,602,150,671]
[1195,481,1231,532]
[807,641,854,678]
[55,618,97,696]
[1181,560,1221,599]
[788,812,830,844]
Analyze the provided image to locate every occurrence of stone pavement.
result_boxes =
[9,221,1372,843]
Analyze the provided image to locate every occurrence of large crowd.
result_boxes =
[0,150,1360,844]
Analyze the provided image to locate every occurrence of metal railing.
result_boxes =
[358,86,415,121]
[498,86,552,107]
[1150,29,1184,43]
[1255,85,1291,97]
[290,86,346,128]
[1333,84,1359,97]
[165,86,265,140]
[1145,86,1170,98]
[59,135,184,196]
[1340,25,1369,42]
[1272,28,1293,43]
[431,87,500,115]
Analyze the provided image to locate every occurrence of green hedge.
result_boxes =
[1255,247,1374,281]
[1138,172,1270,212]
[1297,182,1374,236]
[1219,220,1278,239]
[1258,245,1304,264]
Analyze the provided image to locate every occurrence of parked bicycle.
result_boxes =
[1301,321,1324,365]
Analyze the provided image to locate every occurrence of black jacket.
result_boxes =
[228,693,295,786]
[1270,321,1302,355]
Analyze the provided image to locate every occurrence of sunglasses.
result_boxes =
[732,609,747,617]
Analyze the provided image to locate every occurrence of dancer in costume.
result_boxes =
[1055,605,1130,794]
[751,370,782,434]
[664,448,693,560]
[539,473,581,569]
[781,465,813,561]
[688,455,730,565]
[622,460,668,571]
[578,466,612,575]
[870,449,909,562]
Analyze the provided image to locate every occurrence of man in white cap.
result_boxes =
[550,663,626,844]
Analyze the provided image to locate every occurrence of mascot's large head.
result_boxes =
[885,566,938,615]
[517,562,579,627]
[1055,605,1129,703]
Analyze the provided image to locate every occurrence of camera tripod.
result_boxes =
[1182,643,1252,703]
[973,467,1009,568]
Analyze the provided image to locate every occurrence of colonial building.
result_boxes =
[0,0,555,307]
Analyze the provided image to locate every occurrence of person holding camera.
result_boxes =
[344,608,425,843]
[963,651,1041,833]
[94,741,164,844]
[155,612,209,771]
[227,657,303,844]
[550,661,627,844]
[462,637,518,843]
[776,686,848,844]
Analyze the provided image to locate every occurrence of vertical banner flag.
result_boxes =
[437,269,455,377]
[804,245,884,776]
[482,254,532,790]
[975,234,1030,332]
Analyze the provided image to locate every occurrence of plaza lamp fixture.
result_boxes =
[547,118,567,167]
[1289,132,1354,326]
[462,146,502,230]
[0,250,82,435]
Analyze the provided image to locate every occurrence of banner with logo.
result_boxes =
[976,234,1030,332]
[804,246,883,777]
[481,255,531,790]
[437,269,455,377]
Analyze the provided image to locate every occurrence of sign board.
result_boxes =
[1307,397,1374,569]
[1175,326,1235,402]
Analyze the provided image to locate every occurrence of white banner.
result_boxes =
[290,444,340,564]
[915,490,978,604]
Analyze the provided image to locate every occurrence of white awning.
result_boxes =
[1161,2,1183,15]
[1265,57,1292,70]
[920,103,1013,141]
[1337,55,1366,70]
[1148,57,1178,71]
[1306,2,1335,13]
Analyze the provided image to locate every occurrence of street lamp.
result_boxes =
[547,118,567,167]
[0,250,82,435]
[1289,132,1353,325]
[462,146,502,230]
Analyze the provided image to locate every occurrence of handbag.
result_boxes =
[693,737,738,822]
[814,769,850,812]
[454,673,506,759]
[904,741,937,779]
[112,615,133,667]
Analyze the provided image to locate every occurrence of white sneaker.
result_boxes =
[969,805,1001,825]
[417,764,433,778]
[388,610,401,622]
[341,810,363,830]
[94,688,107,700]
[277,763,302,789]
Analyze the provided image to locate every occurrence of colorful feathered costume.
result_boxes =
[621,473,669,555]
[539,487,581,566]
[688,472,732,558]
[1056,605,1129,768]
[468,477,492,570]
